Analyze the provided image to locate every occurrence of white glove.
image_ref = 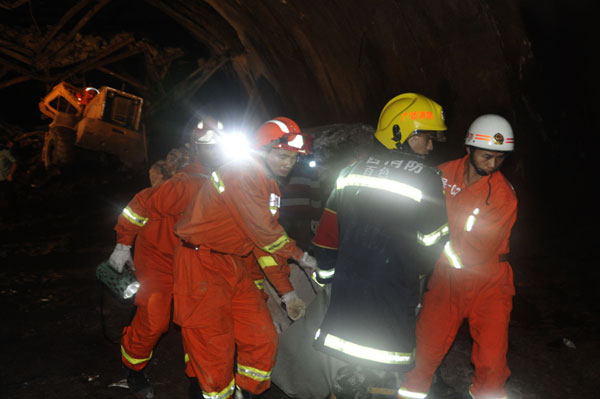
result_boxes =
[298,251,317,272]
[281,291,306,321]
[108,243,134,273]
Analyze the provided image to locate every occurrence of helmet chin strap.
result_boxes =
[468,152,500,176]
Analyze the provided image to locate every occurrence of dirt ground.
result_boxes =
[1,162,598,399]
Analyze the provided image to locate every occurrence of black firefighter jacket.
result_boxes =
[311,147,449,371]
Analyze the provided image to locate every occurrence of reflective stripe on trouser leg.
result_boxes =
[232,264,277,394]
[120,289,172,371]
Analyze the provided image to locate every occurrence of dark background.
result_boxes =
[1,1,598,398]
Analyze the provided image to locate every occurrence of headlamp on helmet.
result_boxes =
[254,117,311,155]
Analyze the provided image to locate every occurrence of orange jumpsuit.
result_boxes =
[399,155,517,399]
[114,162,209,371]
[173,156,303,398]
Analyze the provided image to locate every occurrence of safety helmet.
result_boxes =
[374,93,447,150]
[254,117,311,154]
[465,114,514,151]
[191,117,224,146]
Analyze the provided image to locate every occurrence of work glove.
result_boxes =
[282,290,306,321]
[108,243,134,273]
[298,251,317,272]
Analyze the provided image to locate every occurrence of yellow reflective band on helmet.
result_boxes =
[262,234,290,253]
[397,388,428,399]
[237,363,272,382]
[122,206,149,227]
[321,332,414,364]
[211,171,225,193]
[254,279,264,290]
[464,208,480,232]
[337,174,422,202]
[444,241,463,269]
[121,345,152,365]
[417,223,449,246]
[258,255,278,269]
[202,378,235,399]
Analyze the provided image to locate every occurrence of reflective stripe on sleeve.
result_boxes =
[202,379,235,399]
[261,234,290,253]
[121,345,152,365]
[237,363,272,382]
[397,388,428,399]
[254,279,264,290]
[122,206,149,227]
[336,174,423,202]
[417,223,449,246]
[257,256,278,269]
[444,241,463,269]
[316,267,335,280]
[317,330,414,365]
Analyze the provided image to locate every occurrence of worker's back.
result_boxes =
[313,146,448,371]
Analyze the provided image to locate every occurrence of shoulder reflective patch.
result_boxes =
[319,332,414,365]
[211,171,225,193]
[443,241,463,269]
[397,388,428,399]
[257,256,278,269]
[237,363,272,382]
[417,223,449,246]
[121,345,152,365]
[202,378,235,399]
[337,174,422,202]
[261,234,290,253]
[122,206,148,227]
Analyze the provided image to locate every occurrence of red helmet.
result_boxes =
[254,117,311,154]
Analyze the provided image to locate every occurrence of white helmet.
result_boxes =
[465,114,514,151]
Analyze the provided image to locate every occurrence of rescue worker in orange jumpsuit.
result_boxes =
[172,117,317,399]
[398,115,517,399]
[108,119,226,398]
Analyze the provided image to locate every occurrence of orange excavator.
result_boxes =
[39,81,147,170]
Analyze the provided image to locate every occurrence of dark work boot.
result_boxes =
[127,368,154,399]
[426,369,458,399]
[189,377,203,399]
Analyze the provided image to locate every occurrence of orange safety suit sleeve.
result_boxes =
[218,165,304,261]
[145,171,205,217]
[252,247,293,295]
[451,189,516,267]
[114,186,155,246]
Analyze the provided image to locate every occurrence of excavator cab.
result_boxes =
[39,82,147,170]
